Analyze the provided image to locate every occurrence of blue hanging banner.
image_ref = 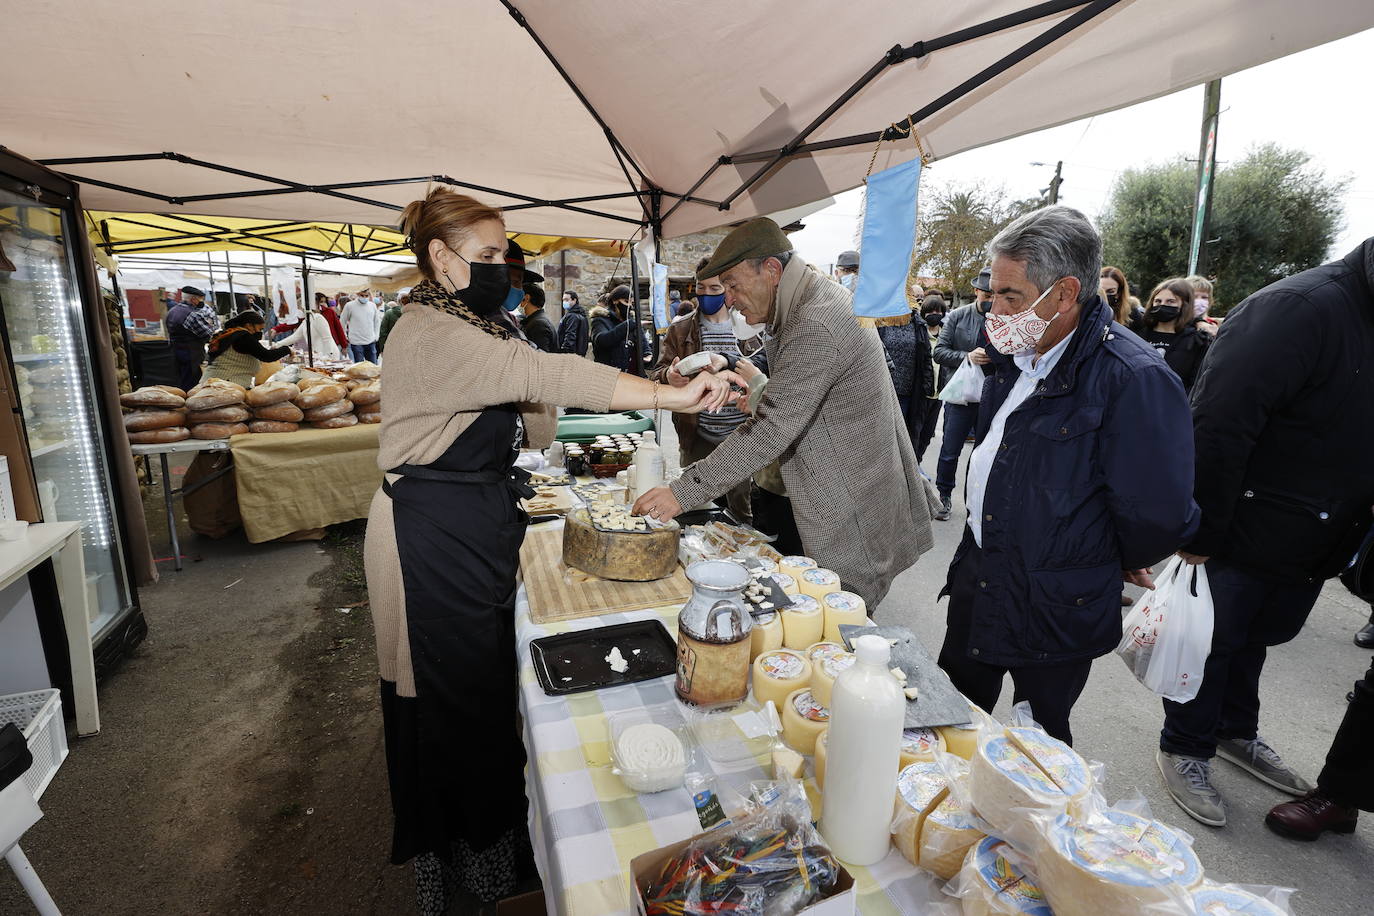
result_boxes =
[851,156,922,326]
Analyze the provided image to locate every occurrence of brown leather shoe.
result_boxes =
[1265,791,1358,841]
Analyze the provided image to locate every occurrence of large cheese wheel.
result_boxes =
[937,721,982,760]
[798,567,841,602]
[810,650,854,708]
[969,733,1073,836]
[345,360,381,379]
[312,414,359,429]
[1006,727,1093,802]
[186,405,251,425]
[295,382,347,408]
[349,381,381,405]
[245,381,300,407]
[900,727,946,770]
[893,762,948,867]
[124,409,187,431]
[121,387,184,409]
[1191,883,1288,916]
[247,420,299,434]
[303,398,354,421]
[920,791,985,880]
[960,837,1052,916]
[128,426,190,444]
[781,688,828,756]
[778,555,818,581]
[561,508,678,581]
[186,387,245,410]
[1038,809,1203,916]
[815,729,829,789]
[780,595,823,649]
[254,402,304,422]
[191,422,248,439]
[768,572,798,596]
[752,649,812,711]
[749,611,783,661]
[821,591,868,643]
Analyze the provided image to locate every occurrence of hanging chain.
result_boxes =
[865,116,932,182]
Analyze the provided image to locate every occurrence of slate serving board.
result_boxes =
[839,624,973,729]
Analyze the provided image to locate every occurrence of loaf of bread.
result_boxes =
[190,378,247,397]
[121,387,185,409]
[247,420,299,434]
[186,405,251,425]
[345,361,381,380]
[303,399,354,421]
[128,426,191,444]
[348,382,381,406]
[311,414,358,430]
[186,386,247,411]
[124,409,187,431]
[245,381,300,407]
[253,402,304,422]
[190,422,249,439]
[357,408,381,424]
[295,382,347,409]
[153,385,188,398]
[297,376,335,391]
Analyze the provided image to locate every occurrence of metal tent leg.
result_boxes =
[4,845,61,916]
[160,452,182,572]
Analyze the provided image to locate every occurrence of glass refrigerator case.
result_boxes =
[0,162,144,670]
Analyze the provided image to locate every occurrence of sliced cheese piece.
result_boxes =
[749,611,783,661]
[810,650,855,708]
[920,791,985,880]
[772,746,806,781]
[892,761,948,867]
[798,567,841,602]
[899,727,946,769]
[1192,883,1289,915]
[815,729,829,789]
[778,555,818,581]
[781,688,829,756]
[780,594,823,649]
[961,837,1052,916]
[968,733,1072,837]
[752,649,812,710]
[821,590,868,643]
[1005,726,1093,804]
[936,721,981,760]
[768,571,799,596]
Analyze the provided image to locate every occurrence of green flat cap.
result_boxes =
[697,217,792,280]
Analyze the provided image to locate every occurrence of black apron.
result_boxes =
[380,404,535,865]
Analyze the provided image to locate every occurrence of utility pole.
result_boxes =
[1048,160,1063,204]
[1188,79,1222,278]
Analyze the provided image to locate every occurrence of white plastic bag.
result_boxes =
[938,357,983,405]
[1116,556,1213,703]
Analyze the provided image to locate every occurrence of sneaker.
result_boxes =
[934,496,952,521]
[1158,750,1226,827]
[1265,791,1359,841]
[1216,736,1312,796]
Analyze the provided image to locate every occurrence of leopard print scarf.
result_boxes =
[408,279,514,340]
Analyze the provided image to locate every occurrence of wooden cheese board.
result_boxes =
[522,485,574,516]
[520,521,691,624]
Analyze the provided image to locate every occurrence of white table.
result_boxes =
[131,439,230,571]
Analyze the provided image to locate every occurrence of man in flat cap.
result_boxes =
[165,285,219,390]
[633,218,934,606]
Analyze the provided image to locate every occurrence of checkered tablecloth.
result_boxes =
[515,586,950,916]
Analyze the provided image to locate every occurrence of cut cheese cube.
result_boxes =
[778,555,818,581]
[904,687,921,701]
[768,571,799,595]
[780,595,823,649]
[936,721,981,760]
[892,762,948,867]
[752,648,812,711]
[815,729,829,789]
[771,746,806,781]
[821,590,868,643]
[781,688,829,756]
[960,837,1052,916]
[798,567,841,602]
[810,650,855,708]
[899,727,945,770]
[749,611,783,661]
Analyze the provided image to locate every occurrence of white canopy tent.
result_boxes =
[3,0,1372,242]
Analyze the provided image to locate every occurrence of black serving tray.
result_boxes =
[531,619,678,696]
[676,506,743,527]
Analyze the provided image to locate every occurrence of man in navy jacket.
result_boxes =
[937,206,1199,745]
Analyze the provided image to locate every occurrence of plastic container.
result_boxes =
[632,431,665,501]
[0,689,67,800]
[687,696,783,765]
[609,706,691,794]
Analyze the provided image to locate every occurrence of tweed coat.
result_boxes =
[670,256,934,607]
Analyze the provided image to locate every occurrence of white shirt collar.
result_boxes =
[1014,329,1076,379]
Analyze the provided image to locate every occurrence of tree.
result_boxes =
[1099,144,1346,312]
[911,184,1003,303]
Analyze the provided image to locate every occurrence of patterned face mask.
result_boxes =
[984,281,1060,356]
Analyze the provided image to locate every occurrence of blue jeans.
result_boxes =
[349,342,378,363]
[1159,560,1322,759]
[936,402,980,498]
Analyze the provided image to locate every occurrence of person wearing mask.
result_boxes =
[834,250,860,290]
[1100,265,1138,327]
[557,290,589,356]
[1157,238,1374,830]
[1138,278,1210,393]
[590,284,636,370]
[650,260,764,521]
[278,303,344,362]
[165,286,219,389]
[633,218,934,607]
[931,268,993,521]
[378,293,407,354]
[1186,274,1220,336]
[876,291,935,455]
[200,312,292,388]
[914,297,947,466]
[518,283,558,352]
[939,206,1198,745]
[319,292,350,353]
[342,293,381,363]
[368,188,740,914]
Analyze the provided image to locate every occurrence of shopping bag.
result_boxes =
[1116,556,1214,703]
[938,357,983,405]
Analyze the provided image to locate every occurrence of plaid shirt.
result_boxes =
[168,302,219,343]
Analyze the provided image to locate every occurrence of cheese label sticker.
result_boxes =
[792,690,829,722]
[1009,727,1091,796]
[927,792,979,830]
[760,651,805,680]
[821,653,856,679]
[803,568,839,586]
[789,595,820,614]
[824,591,863,611]
[769,573,797,591]
[1055,810,1201,888]
[781,555,817,570]
[972,838,1052,916]
[984,737,1061,795]
[751,558,778,574]
[755,611,778,627]
[897,762,946,812]
[1192,886,1287,916]
[902,727,942,757]
[806,642,845,665]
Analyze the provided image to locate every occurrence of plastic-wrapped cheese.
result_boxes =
[750,611,783,661]
[821,590,868,642]
[937,721,982,759]
[921,790,985,880]
[1038,809,1204,916]
[1192,883,1289,915]
[899,727,946,769]
[815,729,829,788]
[798,567,841,602]
[1006,727,1093,803]
[779,555,818,581]
[960,837,1053,916]
[810,650,855,708]
[781,595,823,649]
[752,649,812,710]
[968,733,1075,836]
[768,571,799,596]
[892,762,948,866]
[782,688,829,755]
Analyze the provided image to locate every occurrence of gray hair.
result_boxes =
[742,250,794,273]
[987,206,1102,305]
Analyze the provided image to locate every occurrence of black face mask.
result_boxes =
[447,250,510,316]
[1105,291,1119,306]
[1149,304,1181,323]
[924,313,944,327]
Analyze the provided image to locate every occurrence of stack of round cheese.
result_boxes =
[752,649,812,710]
[768,571,799,596]
[781,688,829,755]
[959,837,1052,916]
[295,378,356,429]
[121,386,190,443]
[821,591,867,642]
[245,380,303,433]
[1191,883,1289,915]
[798,567,840,602]
[749,611,783,661]
[778,555,817,581]
[899,727,945,769]
[185,380,249,439]
[780,594,823,649]
[1038,808,1203,916]
[968,727,1093,838]
[809,650,855,708]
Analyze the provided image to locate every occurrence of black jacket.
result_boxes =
[521,308,559,353]
[1187,240,1374,583]
[1139,324,1210,392]
[589,305,633,370]
[933,302,989,390]
[558,303,589,356]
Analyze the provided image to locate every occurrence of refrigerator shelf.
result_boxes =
[30,440,70,459]
[11,353,62,364]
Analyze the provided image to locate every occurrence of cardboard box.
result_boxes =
[495,889,546,916]
[630,831,855,916]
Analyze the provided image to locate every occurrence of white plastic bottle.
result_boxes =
[819,633,906,865]
[632,431,665,500]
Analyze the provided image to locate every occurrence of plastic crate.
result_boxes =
[0,689,67,800]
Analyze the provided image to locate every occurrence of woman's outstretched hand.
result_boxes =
[671,370,746,414]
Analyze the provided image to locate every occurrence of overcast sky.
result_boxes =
[790,27,1374,276]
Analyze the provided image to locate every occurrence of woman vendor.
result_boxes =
[199,312,291,387]
[365,187,740,914]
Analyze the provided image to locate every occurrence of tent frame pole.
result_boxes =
[301,257,314,366]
